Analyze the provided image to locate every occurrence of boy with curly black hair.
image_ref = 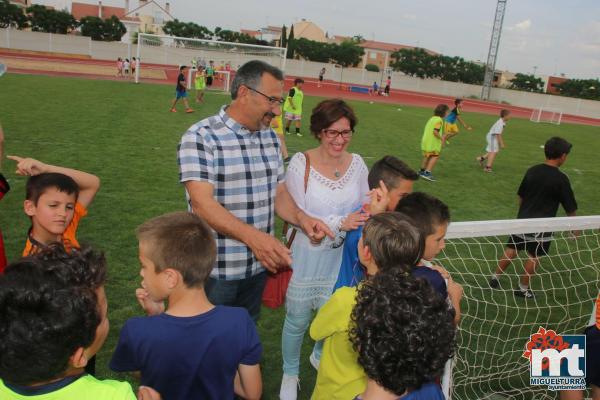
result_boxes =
[350,268,456,399]
[309,212,424,399]
[0,246,159,399]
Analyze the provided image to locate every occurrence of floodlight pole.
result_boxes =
[481,0,507,100]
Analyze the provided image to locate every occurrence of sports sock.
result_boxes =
[295,128,300,134]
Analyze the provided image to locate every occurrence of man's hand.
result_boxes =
[7,155,48,176]
[369,180,390,215]
[247,230,292,273]
[297,211,335,244]
[136,288,165,316]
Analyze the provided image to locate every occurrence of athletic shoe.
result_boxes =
[309,352,320,371]
[421,172,436,182]
[514,288,534,298]
[185,108,194,113]
[296,133,303,137]
[279,374,299,400]
[489,278,500,289]
[476,156,485,167]
[484,167,493,173]
[286,131,291,135]
[170,108,177,113]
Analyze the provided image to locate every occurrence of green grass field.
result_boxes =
[0,74,599,399]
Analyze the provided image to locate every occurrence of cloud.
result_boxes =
[506,19,532,32]
[402,14,417,20]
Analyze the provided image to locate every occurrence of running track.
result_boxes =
[1,49,599,127]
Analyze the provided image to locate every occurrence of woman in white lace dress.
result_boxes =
[280,99,369,400]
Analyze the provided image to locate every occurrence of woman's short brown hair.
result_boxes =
[136,212,216,288]
[310,99,358,140]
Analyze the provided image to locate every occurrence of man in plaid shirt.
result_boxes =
[178,60,333,321]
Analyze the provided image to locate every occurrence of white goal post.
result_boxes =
[530,107,563,125]
[135,33,287,86]
[440,215,600,400]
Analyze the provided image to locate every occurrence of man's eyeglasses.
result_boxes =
[245,86,284,106]
[322,129,354,139]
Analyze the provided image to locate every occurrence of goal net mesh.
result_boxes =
[440,216,600,399]
[530,108,563,125]
[136,33,286,87]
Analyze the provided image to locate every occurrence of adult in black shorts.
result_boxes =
[489,137,578,298]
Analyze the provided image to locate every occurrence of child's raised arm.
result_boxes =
[7,155,100,208]
[234,364,262,400]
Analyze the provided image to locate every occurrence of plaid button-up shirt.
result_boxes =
[178,106,284,280]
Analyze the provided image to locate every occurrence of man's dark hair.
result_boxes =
[394,192,450,237]
[294,78,304,85]
[544,136,572,160]
[230,60,284,100]
[361,212,424,274]
[25,173,79,205]
[500,109,510,118]
[368,156,418,190]
[434,104,450,117]
[179,65,187,71]
[454,98,463,106]
[0,245,107,386]
[350,268,456,396]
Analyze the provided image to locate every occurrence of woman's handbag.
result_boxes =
[262,153,310,309]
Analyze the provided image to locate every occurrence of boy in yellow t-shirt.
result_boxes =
[270,107,290,162]
[194,66,206,104]
[420,104,450,182]
[309,212,424,400]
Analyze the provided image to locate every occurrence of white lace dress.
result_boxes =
[285,152,369,313]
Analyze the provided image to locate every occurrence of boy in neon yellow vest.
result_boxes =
[284,78,304,137]
[420,104,450,182]
[270,106,290,161]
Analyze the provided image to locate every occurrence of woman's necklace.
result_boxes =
[334,168,340,178]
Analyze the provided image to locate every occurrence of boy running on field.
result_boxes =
[444,98,472,144]
[477,109,510,172]
[420,104,450,182]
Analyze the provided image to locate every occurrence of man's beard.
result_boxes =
[260,111,276,129]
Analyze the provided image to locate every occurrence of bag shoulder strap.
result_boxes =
[283,152,311,248]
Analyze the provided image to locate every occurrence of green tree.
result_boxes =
[26,4,77,34]
[331,40,364,67]
[280,25,287,48]
[390,48,435,78]
[365,63,379,72]
[509,73,544,92]
[293,38,331,62]
[102,15,125,41]
[287,24,295,59]
[0,0,27,29]
[79,16,104,40]
[555,78,600,100]
[163,19,212,39]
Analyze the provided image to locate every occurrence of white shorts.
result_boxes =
[285,112,302,121]
[486,134,499,153]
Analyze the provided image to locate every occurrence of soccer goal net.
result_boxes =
[530,108,563,125]
[135,33,287,88]
[440,215,600,400]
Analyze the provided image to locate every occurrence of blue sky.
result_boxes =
[42,0,600,79]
